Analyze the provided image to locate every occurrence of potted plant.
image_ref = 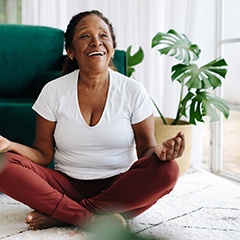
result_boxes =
[126,29,230,175]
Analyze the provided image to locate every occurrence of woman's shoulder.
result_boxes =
[46,70,78,88]
[41,70,78,95]
[109,68,143,90]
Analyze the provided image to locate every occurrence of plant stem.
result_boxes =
[152,99,167,124]
[172,81,185,125]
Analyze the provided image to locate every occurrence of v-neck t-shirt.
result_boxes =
[32,69,153,180]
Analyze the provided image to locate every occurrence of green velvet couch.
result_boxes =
[0,24,126,155]
[0,24,65,148]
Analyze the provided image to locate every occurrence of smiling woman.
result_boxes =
[0,10,183,231]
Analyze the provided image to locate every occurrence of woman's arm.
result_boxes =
[132,114,185,160]
[0,114,56,166]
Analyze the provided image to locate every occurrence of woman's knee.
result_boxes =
[160,159,179,185]
[143,155,179,187]
[0,153,14,173]
[0,152,35,183]
[3,152,33,167]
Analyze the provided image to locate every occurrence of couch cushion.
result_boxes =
[0,25,64,98]
[113,50,126,75]
[0,98,35,146]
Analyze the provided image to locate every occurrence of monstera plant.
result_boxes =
[126,29,230,125]
[126,46,144,78]
[126,29,230,175]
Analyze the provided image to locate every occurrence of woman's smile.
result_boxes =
[87,51,105,57]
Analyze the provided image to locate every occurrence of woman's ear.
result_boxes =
[66,48,74,60]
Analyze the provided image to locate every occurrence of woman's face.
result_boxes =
[67,14,115,74]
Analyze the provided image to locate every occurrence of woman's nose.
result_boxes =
[90,36,102,47]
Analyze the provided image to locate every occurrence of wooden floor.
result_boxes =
[203,110,240,177]
[223,110,240,175]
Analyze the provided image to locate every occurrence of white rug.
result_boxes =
[0,165,240,240]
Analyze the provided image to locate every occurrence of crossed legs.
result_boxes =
[0,152,179,230]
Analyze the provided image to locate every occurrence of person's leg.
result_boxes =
[80,155,179,218]
[0,153,93,228]
[0,153,178,228]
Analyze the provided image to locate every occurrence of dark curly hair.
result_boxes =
[62,10,117,75]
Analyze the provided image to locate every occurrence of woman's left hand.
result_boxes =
[154,132,185,161]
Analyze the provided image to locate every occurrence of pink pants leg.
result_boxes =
[0,152,179,228]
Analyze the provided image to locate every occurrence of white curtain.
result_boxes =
[21,0,218,165]
[0,0,21,23]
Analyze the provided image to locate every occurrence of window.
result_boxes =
[0,0,22,24]
[203,0,240,182]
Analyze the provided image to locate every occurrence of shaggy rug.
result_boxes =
[0,165,240,240]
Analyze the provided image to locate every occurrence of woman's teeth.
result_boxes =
[88,52,104,56]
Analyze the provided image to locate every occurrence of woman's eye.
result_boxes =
[80,34,89,39]
[101,33,108,38]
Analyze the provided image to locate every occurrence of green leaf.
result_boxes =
[200,58,228,89]
[187,90,230,124]
[189,96,205,125]
[126,67,135,78]
[126,46,144,77]
[171,63,202,89]
[151,29,201,64]
[200,91,230,119]
[171,58,228,90]
[126,46,144,67]
[172,92,194,125]
[179,91,195,117]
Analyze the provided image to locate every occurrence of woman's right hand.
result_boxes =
[0,115,55,166]
[0,135,12,153]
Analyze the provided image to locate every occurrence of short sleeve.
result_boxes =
[130,82,154,124]
[32,83,57,122]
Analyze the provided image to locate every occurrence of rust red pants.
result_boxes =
[0,152,179,228]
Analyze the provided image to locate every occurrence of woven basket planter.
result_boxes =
[154,117,193,176]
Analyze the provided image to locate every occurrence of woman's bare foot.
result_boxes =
[25,211,68,230]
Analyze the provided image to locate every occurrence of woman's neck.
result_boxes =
[78,70,109,91]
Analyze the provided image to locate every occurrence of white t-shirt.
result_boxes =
[32,69,153,180]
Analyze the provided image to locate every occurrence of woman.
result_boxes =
[0,10,184,230]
